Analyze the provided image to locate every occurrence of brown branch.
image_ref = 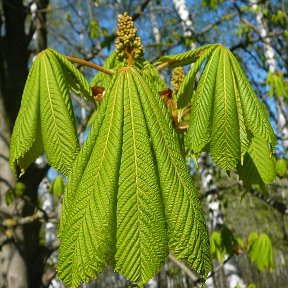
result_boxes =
[168,254,201,287]
[249,189,288,215]
[65,56,114,75]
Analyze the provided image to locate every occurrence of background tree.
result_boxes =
[0,0,287,287]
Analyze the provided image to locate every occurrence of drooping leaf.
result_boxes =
[40,51,80,176]
[58,66,211,287]
[10,49,84,177]
[9,57,44,176]
[58,72,124,287]
[247,232,274,272]
[179,45,276,184]
[115,71,167,286]
[157,44,218,68]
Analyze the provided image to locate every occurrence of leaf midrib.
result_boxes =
[127,73,144,277]
[43,57,65,162]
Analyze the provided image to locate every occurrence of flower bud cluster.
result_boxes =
[116,12,144,61]
[171,67,185,92]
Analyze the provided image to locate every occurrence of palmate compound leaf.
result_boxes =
[57,66,211,287]
[247,233,274,272]
[10,49,92,177]
[177,44,277,185]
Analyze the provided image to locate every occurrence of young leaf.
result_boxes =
[9,57,43,176]
[248,233,274,272]
[58,66,211,287]
[10,49,85,177]
[181,45,276,184]
[40,51,80,176]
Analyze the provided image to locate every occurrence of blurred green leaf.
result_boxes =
[14,182,26,198]
[49,176,65,197]
[247,232,274,272]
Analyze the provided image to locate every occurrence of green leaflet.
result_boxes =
[210,47,240,171]
[58,76,114,237]
[247,233,274,272]
[237,136,276,189]
[177,45,217,108]
[157,44,218,68]
[40,51,80,176]
[115,71,167,286]
[9,57,43,176]
[141,62,166,93]
[132,68,211,278]
[58,72,124,287]
[47,49,93,101]
[186,47,221,153]
[228,50,276,147]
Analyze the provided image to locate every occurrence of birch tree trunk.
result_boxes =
[250,0,288,151]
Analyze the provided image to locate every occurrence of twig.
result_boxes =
[65,56,114,75]
[249,189,288,215]
[168,254,201,287]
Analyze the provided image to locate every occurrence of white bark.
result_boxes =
[149,0,161,44]
[250,1,287,149]
[172,0,196,49]
[250,1,276,73]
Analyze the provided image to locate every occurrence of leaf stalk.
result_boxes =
[65,56,114,75]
